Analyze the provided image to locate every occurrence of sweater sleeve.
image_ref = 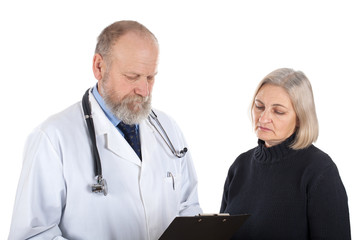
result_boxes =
[220,174,230,213]
[220,160,237,213]
[307,163,351,240]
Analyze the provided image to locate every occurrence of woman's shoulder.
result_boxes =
[299,145,341,184]
[237,147,257,160]
[230,147,257,169]
[301,145,335,168]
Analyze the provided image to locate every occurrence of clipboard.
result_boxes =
[159,214,250,240]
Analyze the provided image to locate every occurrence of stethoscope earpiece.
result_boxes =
[180,147,188,155]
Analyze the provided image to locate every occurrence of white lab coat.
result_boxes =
[9,92,202,240]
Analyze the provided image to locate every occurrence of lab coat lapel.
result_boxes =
[89,93,141,166]
[139,119,157,163]
[106,129,141,166]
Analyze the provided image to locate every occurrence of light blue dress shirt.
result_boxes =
[92,85,139,136]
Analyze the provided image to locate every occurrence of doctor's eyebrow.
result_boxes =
[123,71,158,76]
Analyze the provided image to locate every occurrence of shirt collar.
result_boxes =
[92,84,121,127]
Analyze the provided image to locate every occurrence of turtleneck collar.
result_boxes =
[253,133,296,164]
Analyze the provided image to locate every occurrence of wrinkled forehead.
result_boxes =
[256,84,293,106]
[113,32,158,55]
[107,34,158,75]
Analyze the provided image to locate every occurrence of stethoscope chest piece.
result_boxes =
[92,177,108,196]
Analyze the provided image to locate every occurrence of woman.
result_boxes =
[220,68,351,239]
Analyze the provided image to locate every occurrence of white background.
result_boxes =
[1,0,359,238]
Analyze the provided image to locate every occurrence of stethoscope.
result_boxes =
[82,88,188,196]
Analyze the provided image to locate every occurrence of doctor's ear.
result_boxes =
[92,53,106,81]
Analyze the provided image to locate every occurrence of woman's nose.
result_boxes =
[259,110,272,123]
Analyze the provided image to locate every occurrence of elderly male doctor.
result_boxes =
[9,20,202,240]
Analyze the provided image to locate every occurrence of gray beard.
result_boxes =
[101,87,152,125]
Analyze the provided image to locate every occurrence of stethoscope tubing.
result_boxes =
[82,88,187,196]
[82,89,103,179]
[148,110,187,158]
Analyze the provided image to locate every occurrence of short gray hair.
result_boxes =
[95,20,158,60]
[250,68,319,149]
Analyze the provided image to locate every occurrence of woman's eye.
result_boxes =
[274,110,285,115]
[255,105,264,110]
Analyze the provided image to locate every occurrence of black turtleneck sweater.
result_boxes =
[220,135,351,239]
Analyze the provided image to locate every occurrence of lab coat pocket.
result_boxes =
[164,172,182,194]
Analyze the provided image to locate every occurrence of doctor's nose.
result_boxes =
[135,79,149,97]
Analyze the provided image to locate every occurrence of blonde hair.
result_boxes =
[250,68,319,149]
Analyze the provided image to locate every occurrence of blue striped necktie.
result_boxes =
[117,122,142,160]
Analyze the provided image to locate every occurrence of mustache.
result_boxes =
[122,94,149,105]
[100,82,152,124]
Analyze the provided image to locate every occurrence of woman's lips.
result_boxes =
[258,126,272,132]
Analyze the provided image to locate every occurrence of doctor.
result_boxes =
[9,20,202,240]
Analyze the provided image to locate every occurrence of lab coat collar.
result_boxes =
[88,93,156,167]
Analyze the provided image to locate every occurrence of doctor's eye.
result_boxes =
[124,74,140,81]
[147,76,155,82]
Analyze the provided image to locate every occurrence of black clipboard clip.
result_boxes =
[159,213,250,240]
